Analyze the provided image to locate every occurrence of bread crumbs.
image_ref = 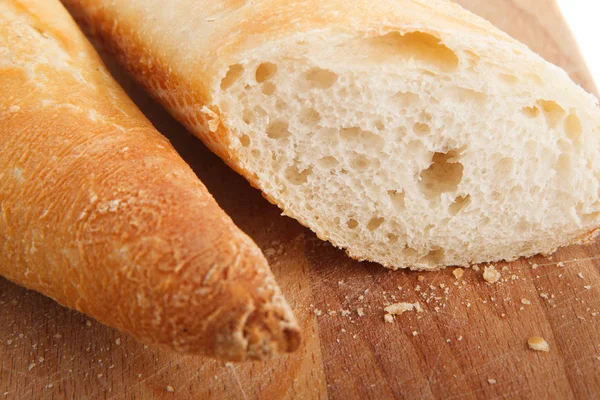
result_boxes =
[488,379,497,385]
[384,302,423,317]
[483,266,501,283]
[521,299,531,305]
[166,386,175,393]
[528,336,550,352]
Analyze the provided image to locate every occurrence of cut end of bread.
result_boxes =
[63,0,600,270]
[213,27,600,270]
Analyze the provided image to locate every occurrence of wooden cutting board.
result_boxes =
[1,1,599,399]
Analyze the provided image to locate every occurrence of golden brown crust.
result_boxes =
[0,0,299,361]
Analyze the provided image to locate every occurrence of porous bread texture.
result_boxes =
[214,29,600,270]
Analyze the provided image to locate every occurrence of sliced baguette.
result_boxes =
[63,0,600,270]
[0,0,299,360]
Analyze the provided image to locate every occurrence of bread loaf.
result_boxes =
[63,0,600,270]
[0,0,300,360]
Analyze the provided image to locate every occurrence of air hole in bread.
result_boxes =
[262,82,276,95]
[498,73,519,85]
[394,91,420,107]
[347,219,359,229]
[240,134,250,147]
[367,217,385,231]
[554,154,572,179]
[387,234,399,243]
[284,164,312,185]
[221,64,244,90]
[494,157,515,177]
[421,247,445,265]
[275,98,287,111]
[350,153,371,170]
[266,120,291,139]
[305,67,338,89]
[419,150,464,199]
[537,100,566,128]
[255,62,277,83]
[251,149,260,157]
[420,112,433,123]
[242,109,253,124]
[521,106,540,118]
[375,120,385,131]
[525,140,537,154]
[387,190,406,211]
[300,107,321,125]
[449,194,471,216]
[564,112,582,145]
[367,31,459,71]
[424,224,435,235]
[413,122,431,136]
[442,87,487,103]
[340,127,385,149]
[317,156,339,169]
[403,246,418,258]
[528,74,544,85]
[254,106,267,118]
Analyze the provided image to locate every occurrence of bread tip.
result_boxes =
[239,300,302,361]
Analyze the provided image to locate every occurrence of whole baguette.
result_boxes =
[0,0,300,360]
[63,0,600,270]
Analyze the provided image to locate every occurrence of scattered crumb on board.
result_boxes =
[483,265,501,283]
[452,268,464,280]
[384,302,423,322]
[528,336,550,352]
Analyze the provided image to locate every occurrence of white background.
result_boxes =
[557,1,600,88]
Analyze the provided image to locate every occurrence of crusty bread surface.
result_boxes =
[63,0,600,270]
[0,0,300,360]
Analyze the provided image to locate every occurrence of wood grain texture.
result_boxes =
[1,0,599,399]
